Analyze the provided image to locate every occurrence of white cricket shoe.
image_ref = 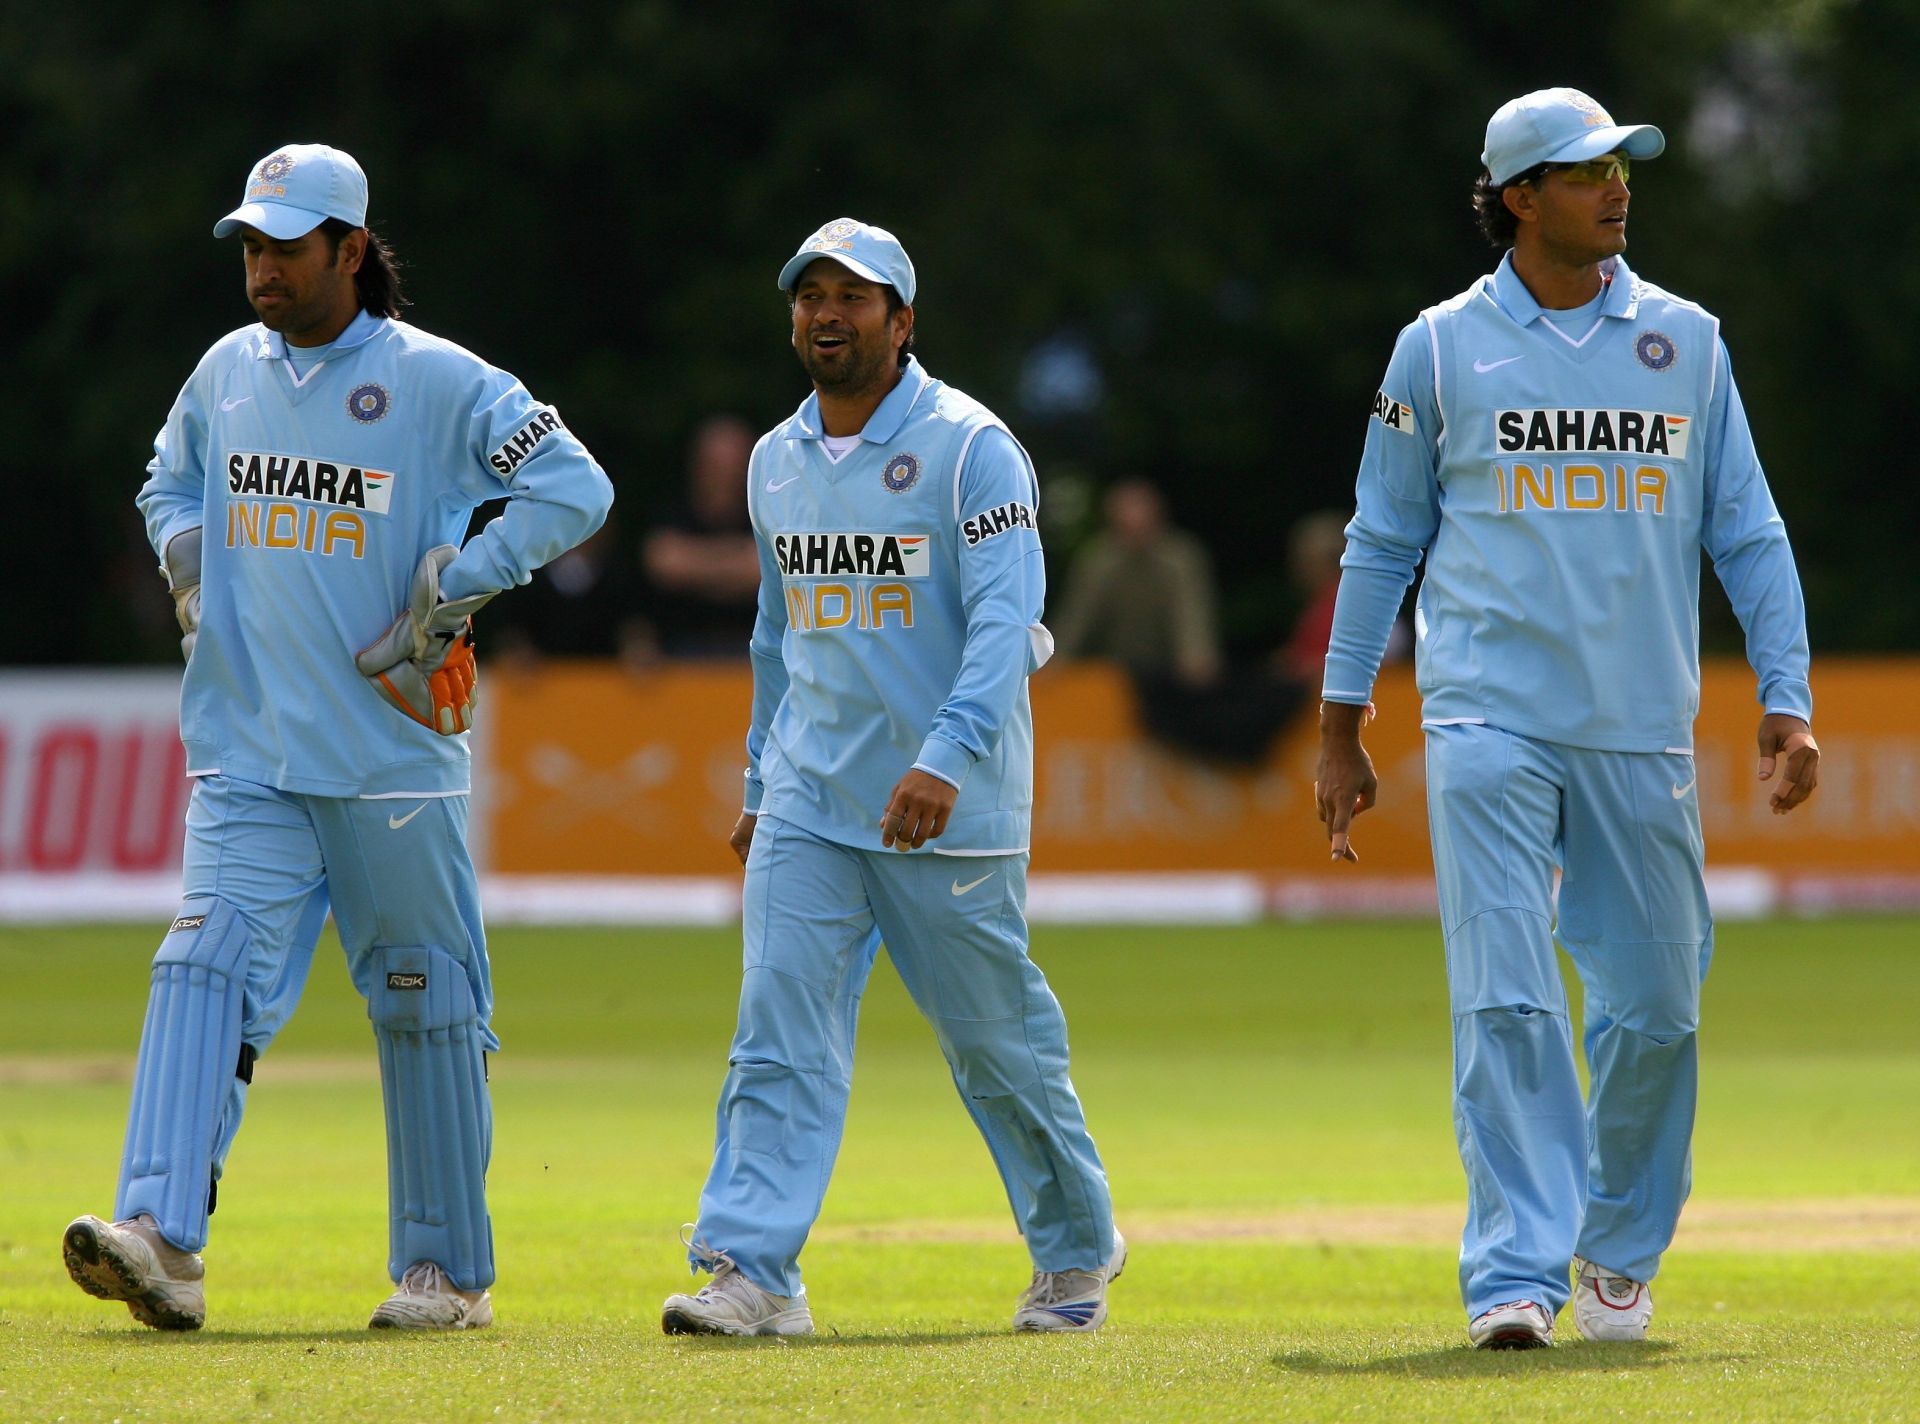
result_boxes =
[1013,1231,1127,1332]
[368,1261,494,1330]
[1572,1256,1653,1341]
[661,1250,813,1337]
[62,1213,207,1331]
[1468,1298,1555,1350]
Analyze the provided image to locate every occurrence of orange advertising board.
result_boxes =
[480,659,1920,881]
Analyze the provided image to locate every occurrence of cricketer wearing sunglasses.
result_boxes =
[1313,89,1818,1350]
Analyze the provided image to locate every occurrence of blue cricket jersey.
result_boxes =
[138,309,613,796]
[743,358,1050,854]
[1325,254,1812,752]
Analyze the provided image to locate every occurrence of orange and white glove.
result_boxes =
[354,546,494,735]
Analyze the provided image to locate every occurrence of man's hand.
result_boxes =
[1314,701,1379,862]
[1757,713,1819,815]
[162,527,203,662]
[354,546,495,735]
[880,769,958,852]
[729,812,757,866]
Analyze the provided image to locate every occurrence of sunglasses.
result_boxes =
[1545,154,1630,186]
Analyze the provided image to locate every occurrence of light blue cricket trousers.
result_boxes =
[1426,723,1713,1320]
[117,775,497,1283]
[690,815,1115,1298]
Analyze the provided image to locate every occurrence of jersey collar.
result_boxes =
[1491,252,1639,328]
[786,357,932,443]
[255,308,387,362]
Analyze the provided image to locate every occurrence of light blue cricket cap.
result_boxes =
[1482,88,1665,185]
[777,218,916,305]
[213,143,369,240]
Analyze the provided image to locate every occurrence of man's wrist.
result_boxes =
[1319,700,1371,738]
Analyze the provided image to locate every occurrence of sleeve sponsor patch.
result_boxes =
[488,407,566,475]
[962,501,1037,548]
[1371,390,1415,434]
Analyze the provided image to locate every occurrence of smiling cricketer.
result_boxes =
[662,219,1122,1338]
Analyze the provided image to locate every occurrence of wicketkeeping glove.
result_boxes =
[354,546,496,735]
[161,527,203,662]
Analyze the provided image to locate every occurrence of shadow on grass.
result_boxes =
[1276,1340,1714,1377]
[668,1328,1008,1348]
[72,1329,433,1346]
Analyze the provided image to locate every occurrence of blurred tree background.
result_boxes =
[4,0,1910,665]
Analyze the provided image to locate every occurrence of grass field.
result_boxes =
[3,917,1917,1422]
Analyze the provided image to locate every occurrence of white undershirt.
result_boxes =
[822,434,862,463]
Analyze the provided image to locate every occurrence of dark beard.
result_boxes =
[797,334,894,395]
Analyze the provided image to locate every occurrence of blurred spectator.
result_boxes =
[1053,478,1300,765]
[640,415,762,658]
[488,517,657,673]
[1051,478,1222,686]
[1279,509,1409,681]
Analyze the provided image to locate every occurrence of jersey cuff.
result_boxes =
[742,768,766,815]
[1760,679,1813,724]
[913,735,973,791]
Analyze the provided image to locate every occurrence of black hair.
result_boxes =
[883,285,916,369]
[319,217,405,317]
[1470,163,1548,249]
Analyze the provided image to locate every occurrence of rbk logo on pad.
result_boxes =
[169,915,208,933]
[386,973,427,991]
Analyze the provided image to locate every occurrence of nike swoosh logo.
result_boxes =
[951,872,995,896]
[388,802,430,829]
[1671,778,1696,799]
[1473,356,1524,373]
[766,476,801,492]
[220,395,253,411]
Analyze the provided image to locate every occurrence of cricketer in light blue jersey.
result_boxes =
[65,144,612,1333]
[1315,90,1819,1350]
[665,220,1120,1339]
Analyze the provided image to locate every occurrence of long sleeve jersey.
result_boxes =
[138,309,613,796]
[743,358,1051,854]
[1324,254,1811,752]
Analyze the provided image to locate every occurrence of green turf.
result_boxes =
[2,918,1916,1421]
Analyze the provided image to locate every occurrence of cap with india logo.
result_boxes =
[1481,89,1665,185]
[213,144,369,240]
[778,218,916,304]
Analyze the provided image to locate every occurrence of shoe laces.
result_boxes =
[396,1261,451,1296]
[1022,1266,1098,1307]
[678,1224,747,1297]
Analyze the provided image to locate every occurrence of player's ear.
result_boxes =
[1502,183,1537,227]
[892,303,914,351]
[337,227,368,276]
